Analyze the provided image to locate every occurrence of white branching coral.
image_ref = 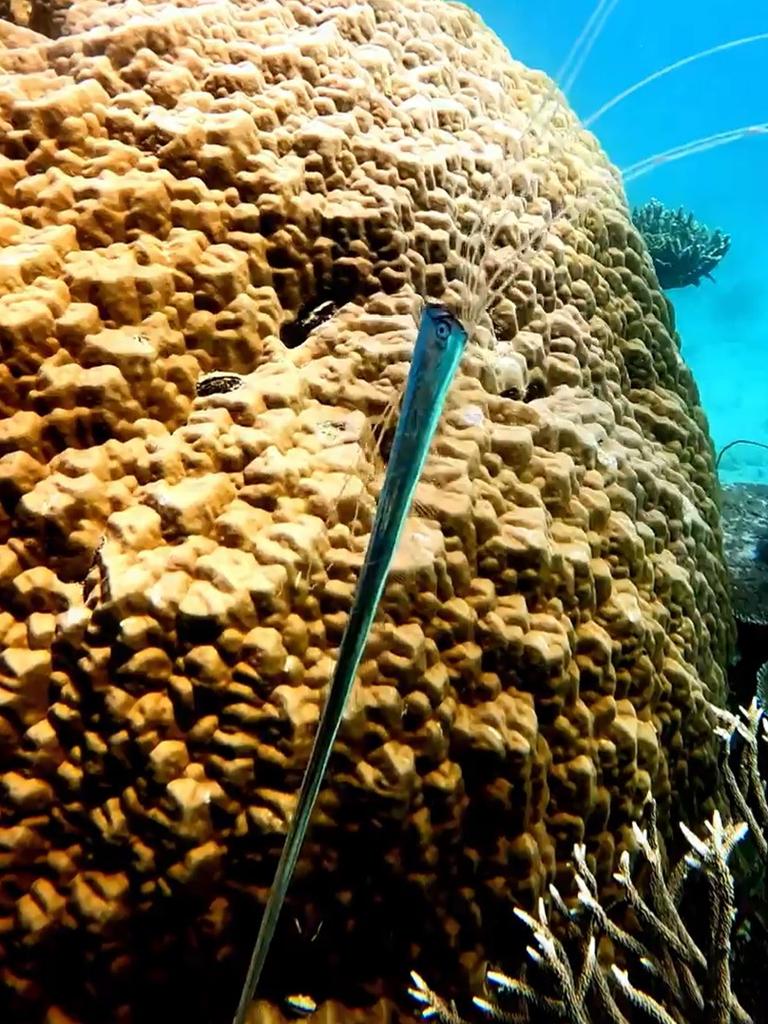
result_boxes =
[409,699,768,1024]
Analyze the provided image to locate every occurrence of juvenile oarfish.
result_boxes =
[232,303,468,1023]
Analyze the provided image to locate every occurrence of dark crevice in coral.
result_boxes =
[195,372,244,398]
[281,294,339,349]
[0,0,68,38]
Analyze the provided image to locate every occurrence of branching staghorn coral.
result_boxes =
[709,700,768,861]
[631,199,731,289]
[410,701,768,1024]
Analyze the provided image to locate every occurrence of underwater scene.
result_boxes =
[0,0,766,1022]
[475,0,768,487]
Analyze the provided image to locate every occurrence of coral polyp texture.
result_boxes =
[0,0,732,1021]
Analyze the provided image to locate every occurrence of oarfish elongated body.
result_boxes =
[232,302,468,1024]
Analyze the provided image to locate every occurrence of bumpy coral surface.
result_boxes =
[0,0,732,1020]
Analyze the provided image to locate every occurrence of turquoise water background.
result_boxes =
[470,0,768,483]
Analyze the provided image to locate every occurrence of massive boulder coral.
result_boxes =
[0,0,732,1020]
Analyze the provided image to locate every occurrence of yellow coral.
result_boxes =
[0,0,732,1020]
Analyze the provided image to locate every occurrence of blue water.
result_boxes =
[470,0,768,483]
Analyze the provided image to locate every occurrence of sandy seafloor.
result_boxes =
[469,0,768,483]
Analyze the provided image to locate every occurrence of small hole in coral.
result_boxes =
[195,372,244,397]
[193,293,221,313]
[524,378,547,402]
[281,294,339,349]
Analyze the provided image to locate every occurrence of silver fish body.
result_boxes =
[232,302,468,1024]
